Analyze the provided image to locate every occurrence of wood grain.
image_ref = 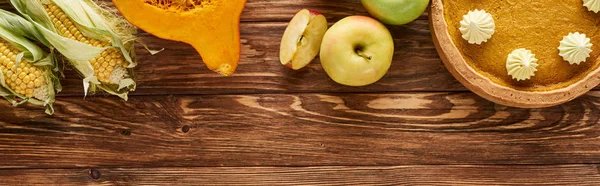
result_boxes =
[0,1,598,185]
[0,0,450,96]
[0,165,598,185]
[58,20,454,96]
[49,0,593,96]
[7,0,595,96]
[56,0,451,96]
[1,92,599,168]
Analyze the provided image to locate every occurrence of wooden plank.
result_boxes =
[54,0,453,96]
[5,0,392,22]
[58,20,458,96]
[241,0,378,22]
[1,92,599,168]
[0,0,453,96]
[5,0,594,95]
[0,165,599,185]
[53,0,600,95]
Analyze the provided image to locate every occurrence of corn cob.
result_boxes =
[0,8,58,114]
[0,39,49,99]
[43,3,130,86]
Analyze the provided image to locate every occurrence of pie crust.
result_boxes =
[430,0,600,108]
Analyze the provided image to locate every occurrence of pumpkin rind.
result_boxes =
[112,0,246,76]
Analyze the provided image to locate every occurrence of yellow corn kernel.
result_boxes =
[26,89,34,97]
[18,72,26,79]
[0,56,7,65]
[34,78,41,87]
[23,75,31,83]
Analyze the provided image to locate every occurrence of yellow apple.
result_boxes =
[320,16,394,86]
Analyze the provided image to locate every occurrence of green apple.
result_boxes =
[320,16,394,86]
[361,0,430,25]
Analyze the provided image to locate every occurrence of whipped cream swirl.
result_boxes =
[506,48,539,81]
[559,32,593,65]
[459,9,495,45]
[584,0,600,13]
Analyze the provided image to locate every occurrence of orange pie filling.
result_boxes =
[444,0,600,91]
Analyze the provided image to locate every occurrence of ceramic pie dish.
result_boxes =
[430,0,600,108]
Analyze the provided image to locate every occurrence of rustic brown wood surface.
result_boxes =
[0,0,598,185]
[1,165,599,185]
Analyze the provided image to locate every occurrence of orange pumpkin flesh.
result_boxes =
[112,0,247,76]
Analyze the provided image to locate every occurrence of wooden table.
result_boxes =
[1,1,600,185]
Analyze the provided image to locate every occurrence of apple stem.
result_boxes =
[356,50,372,61]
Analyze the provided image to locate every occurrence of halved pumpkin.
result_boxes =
[112,0,247,76]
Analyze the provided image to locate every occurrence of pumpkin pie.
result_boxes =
[431,0,600,107]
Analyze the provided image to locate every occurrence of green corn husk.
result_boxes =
[11,0,140,100]
[0,9,60,115]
